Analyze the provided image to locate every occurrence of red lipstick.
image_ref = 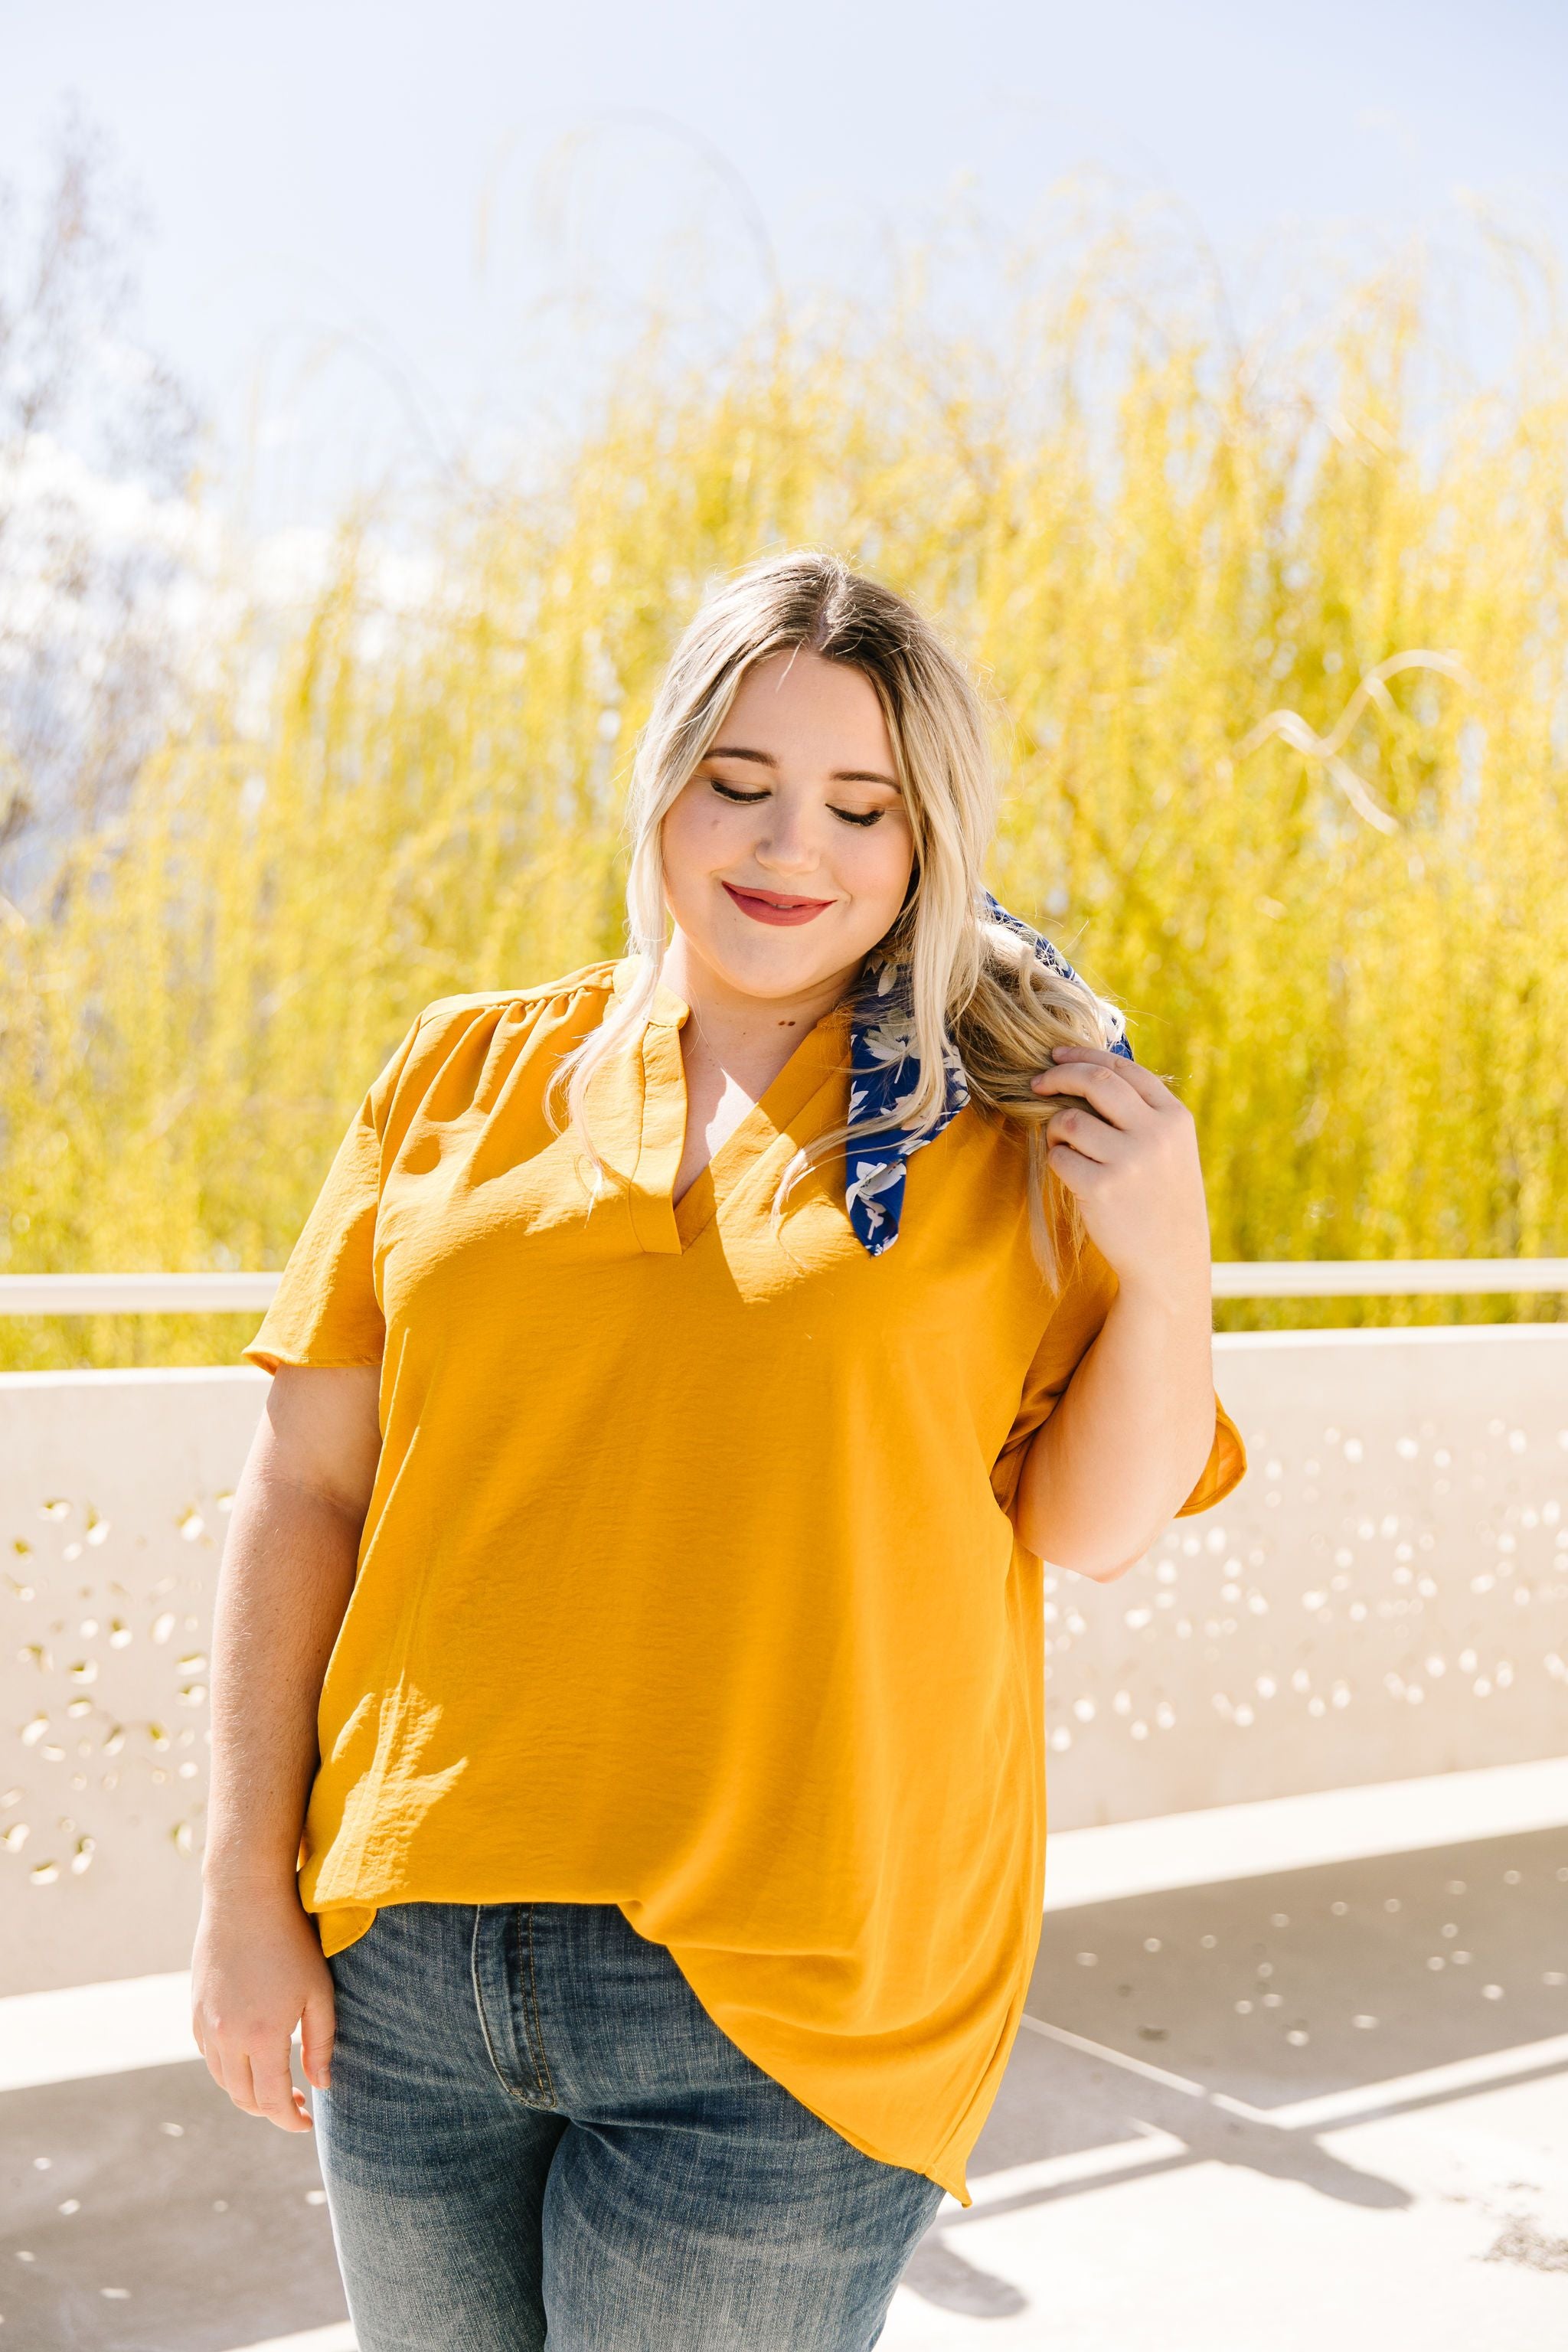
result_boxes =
[722,882,835,928]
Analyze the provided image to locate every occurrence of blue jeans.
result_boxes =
[316,1900,947,2350]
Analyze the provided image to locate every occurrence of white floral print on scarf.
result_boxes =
[842,893,1132,1256]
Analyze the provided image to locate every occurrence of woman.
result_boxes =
[192,550,1246,2351]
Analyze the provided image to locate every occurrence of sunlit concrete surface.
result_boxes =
[886,1822,1568,2351]
[2,1820,1564,2349]
[0,2054,344,2349]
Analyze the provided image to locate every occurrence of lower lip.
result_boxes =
[722,883,835,928]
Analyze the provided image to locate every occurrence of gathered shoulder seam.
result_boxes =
[411,961,619,1034]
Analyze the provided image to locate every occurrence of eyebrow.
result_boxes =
[706,744,902,789]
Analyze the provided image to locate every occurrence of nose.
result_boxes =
[753,801,820,876]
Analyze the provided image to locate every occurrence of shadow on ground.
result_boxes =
[901,1824,1568,2318]
[1,2053,342,2350]
[2,1828,1564,2347]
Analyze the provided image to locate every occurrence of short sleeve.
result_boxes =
[1173,1391,1246,1515]
[243,1014,425,1375]
[989,1233,1248,1521]
[989,1233,1119,1516]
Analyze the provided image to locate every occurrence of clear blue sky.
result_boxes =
[3,0,1564,521]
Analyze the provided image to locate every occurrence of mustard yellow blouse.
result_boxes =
[246,959,1246,2201]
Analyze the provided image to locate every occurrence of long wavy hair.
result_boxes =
[556,549,1129,1285]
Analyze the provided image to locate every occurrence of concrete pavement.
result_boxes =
[2,1824,1564,2350]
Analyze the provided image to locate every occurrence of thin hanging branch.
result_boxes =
[1235,651,1473,835]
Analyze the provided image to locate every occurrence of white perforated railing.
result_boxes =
[1,1261,1566,1314]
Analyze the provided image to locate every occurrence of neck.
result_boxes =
[662,929,859,1078]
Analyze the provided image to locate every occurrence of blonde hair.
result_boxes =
[559,549,1127,1285]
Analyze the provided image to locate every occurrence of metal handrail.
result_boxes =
[0,1274,281,1314]
[1208,1258,1568,1298]
[0,1261,1564,1315]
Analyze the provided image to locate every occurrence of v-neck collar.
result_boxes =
[609,958,851,1255]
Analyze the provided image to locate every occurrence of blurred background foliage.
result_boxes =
[2,208,1566,1365]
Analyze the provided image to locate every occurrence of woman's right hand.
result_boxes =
[191,1883,337,2132]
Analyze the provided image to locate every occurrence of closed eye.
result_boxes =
[707,776,891,826]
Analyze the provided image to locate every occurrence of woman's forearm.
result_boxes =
[203,1395,369,1897]
[194,1367,379,2134]
[1013,1273,1217,1580]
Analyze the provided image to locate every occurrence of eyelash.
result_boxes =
[707,778,884,828]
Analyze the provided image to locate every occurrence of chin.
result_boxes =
[698,928,856,1000]
[717,949,840,999]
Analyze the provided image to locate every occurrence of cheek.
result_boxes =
[661,795,730,887]
[848,822,916,912]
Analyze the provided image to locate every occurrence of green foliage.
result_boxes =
[3,258,1565,1364]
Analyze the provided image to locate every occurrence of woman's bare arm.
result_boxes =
[191,1363,381,2132]
[1013,1039,1219,1581]
[1012,1276,1217,1579]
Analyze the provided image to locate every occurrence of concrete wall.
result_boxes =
[1047,1328,1568,1824]
[2,1370,263,1996]
[3,1330,1566,1994]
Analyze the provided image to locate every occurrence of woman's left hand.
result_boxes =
[1030,1044,1213,1312]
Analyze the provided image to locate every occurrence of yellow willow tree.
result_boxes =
[2,248,1566,1365]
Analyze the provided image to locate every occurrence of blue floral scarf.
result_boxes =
[843,893,1133,1256]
